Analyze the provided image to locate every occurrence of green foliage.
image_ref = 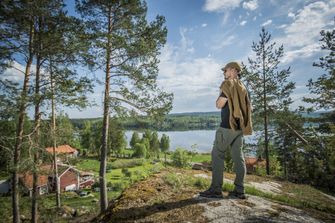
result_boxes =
[130,132,141,149]
[273,108,305,179]
[40,113,76,147]
[304,27,335,110]
[106,163,113,172]
[171,148,192,168]
[150,131,160,158]
[160,133,170,153]
[255,154,282,177]
[80,121,94,153]
[140,137,150,157]
[162,173,184,190]
[133,143,147,158]
[193,177,210,190]
[109,118,127,157]
[121,168,132,178]
[111,182,127,191]
[76,0,173,119]
[242,27,295,175]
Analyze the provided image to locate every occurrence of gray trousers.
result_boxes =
[210,127,246,193]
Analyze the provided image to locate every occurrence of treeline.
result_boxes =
[70,111,327,131]
[72,112,221,131]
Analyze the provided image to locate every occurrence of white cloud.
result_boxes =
[288,12,295,18]
[201,23,208,27]
[275,1,335,63]
[210,35,236,51]
[281,43,320,64]
[203,0,242,12]
[277,24,287,29]
[157,38,224,112]
[243,0,258,11]
[179,27,195,54]
[240,20,247,26]
[1,61,26,82]
[261,19,272,26]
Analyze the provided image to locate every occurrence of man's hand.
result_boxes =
[216,97,228,109]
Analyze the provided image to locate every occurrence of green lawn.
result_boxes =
[190,153,211,163]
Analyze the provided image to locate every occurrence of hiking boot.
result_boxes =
[228,190,247,199]
[199,188,223,198]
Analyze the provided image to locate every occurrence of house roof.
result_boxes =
[45,144,78,154]
[19,165,53,189]
[245,157,258,166]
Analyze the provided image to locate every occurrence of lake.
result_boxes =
[125,130,258,153]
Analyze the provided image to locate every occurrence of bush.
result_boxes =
[193,177,210,189]
[255,155,282,177]
[163,173,183,189]
[92,181,99,189]
[122,168,132,178]
[111,182,127,191]
[107,181,113,187]
[106,163,113,172]
[171,148,191,168]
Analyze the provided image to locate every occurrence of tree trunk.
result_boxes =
[164,153,167,167]
[31,55,41,223]
[51,63,61,208]
[12,22,34,223]
[262,44,270,175]
[99,6,112,212]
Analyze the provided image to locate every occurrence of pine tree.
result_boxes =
[0,1,37,221]
[273,108,305,179]
[242,27,295,175]
[76,0,173,212]
[303,27,335,110]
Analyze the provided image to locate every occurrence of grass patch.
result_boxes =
[191,153,211,163]
[161,170,335,216]
[111,158,145,169]
[76,158,100,172]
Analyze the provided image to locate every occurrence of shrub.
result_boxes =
[107,181,113,187]
[122,168,132,178]
[111,182,127,191]
[255,155,282,177]
[193,177,210,189]
[171,148,191,168]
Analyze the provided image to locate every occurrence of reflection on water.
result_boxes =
[125,130,257,153]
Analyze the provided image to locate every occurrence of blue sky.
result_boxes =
[2,0,335,118]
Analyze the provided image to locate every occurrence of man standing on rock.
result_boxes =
[200,61,253,199]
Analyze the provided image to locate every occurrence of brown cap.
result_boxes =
[221,61,242,72]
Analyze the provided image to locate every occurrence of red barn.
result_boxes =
[19,165,53,197]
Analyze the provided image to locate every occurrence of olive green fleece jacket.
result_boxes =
[220,79,253,136]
